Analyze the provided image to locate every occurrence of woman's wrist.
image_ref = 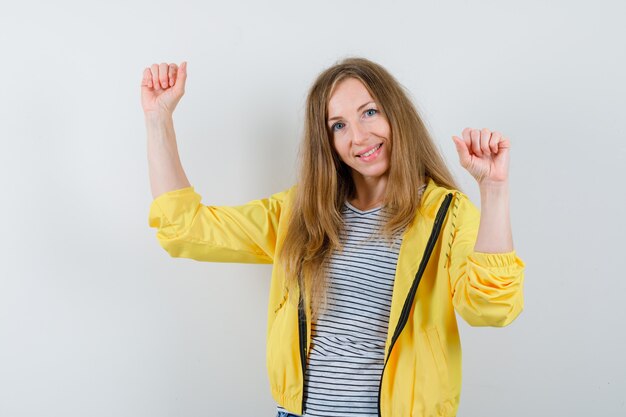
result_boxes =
[144,110,174,126]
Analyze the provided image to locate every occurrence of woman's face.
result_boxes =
[327,77,391,185]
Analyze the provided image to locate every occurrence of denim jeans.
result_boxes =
[276,411,301,417]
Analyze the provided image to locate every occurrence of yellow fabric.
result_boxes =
[148,178,525,417]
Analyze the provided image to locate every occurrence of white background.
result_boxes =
[1,0,625,416]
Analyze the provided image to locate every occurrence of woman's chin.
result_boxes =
[351,165,390,181]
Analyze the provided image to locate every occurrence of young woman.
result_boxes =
[142,58,525,417]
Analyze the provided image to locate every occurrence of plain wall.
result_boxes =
[1,0,625,416]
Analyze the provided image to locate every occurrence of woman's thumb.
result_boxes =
[452,136,471,167]
[174,61,187,93]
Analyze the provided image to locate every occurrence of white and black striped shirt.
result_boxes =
[276,185,425,417]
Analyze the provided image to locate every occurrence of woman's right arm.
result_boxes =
[141,61,191,199]
[141,61,293,264]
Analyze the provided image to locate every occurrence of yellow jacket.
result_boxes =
[148,177,525,417]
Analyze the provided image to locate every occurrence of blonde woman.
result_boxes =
[142,58,525,417]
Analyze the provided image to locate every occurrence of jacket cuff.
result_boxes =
[468,250,526,270]
[148,186,200,239]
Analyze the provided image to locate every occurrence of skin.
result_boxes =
[142,63,515,253]
[327,78,391,211]
[452,128,514,253]
[142,61,190,198]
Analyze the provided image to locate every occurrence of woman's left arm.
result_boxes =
[452,127,514,254]
[447,127,525,327]
[475,181,513,253]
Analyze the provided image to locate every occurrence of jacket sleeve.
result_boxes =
[148,185,292,264]
[447,192,526,327]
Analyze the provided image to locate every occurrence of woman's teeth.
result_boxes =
[360,144,382,157]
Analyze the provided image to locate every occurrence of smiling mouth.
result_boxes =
[357,143,383,158]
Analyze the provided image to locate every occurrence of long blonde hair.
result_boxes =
[278,57,459,320]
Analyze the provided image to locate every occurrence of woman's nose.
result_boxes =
[351,122,369,145]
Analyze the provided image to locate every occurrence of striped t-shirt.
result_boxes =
[276,185,425,417]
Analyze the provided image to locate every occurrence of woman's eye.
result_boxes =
[365,108,378,117]
[332,122,345,132]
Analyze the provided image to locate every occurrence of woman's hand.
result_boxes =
[452,127,510,186]
[141,61,188,117]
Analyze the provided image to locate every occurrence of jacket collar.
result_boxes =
[416,177,456,221]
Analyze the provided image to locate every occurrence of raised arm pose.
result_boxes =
[142,58,525,417]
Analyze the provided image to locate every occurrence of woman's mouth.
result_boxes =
[357,143,383,161]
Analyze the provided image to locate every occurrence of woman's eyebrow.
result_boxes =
[328,101,376,122]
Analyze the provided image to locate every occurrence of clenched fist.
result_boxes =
[141,61,188,117]
[452,127,511,185]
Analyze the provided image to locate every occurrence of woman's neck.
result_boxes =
[349,174,388,211]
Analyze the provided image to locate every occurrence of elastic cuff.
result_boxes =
[148,186,200,238]
[153,186,196,201]
[468,250,524,268]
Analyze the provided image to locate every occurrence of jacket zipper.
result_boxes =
[298,291,307,414]
[377,192,453,417]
